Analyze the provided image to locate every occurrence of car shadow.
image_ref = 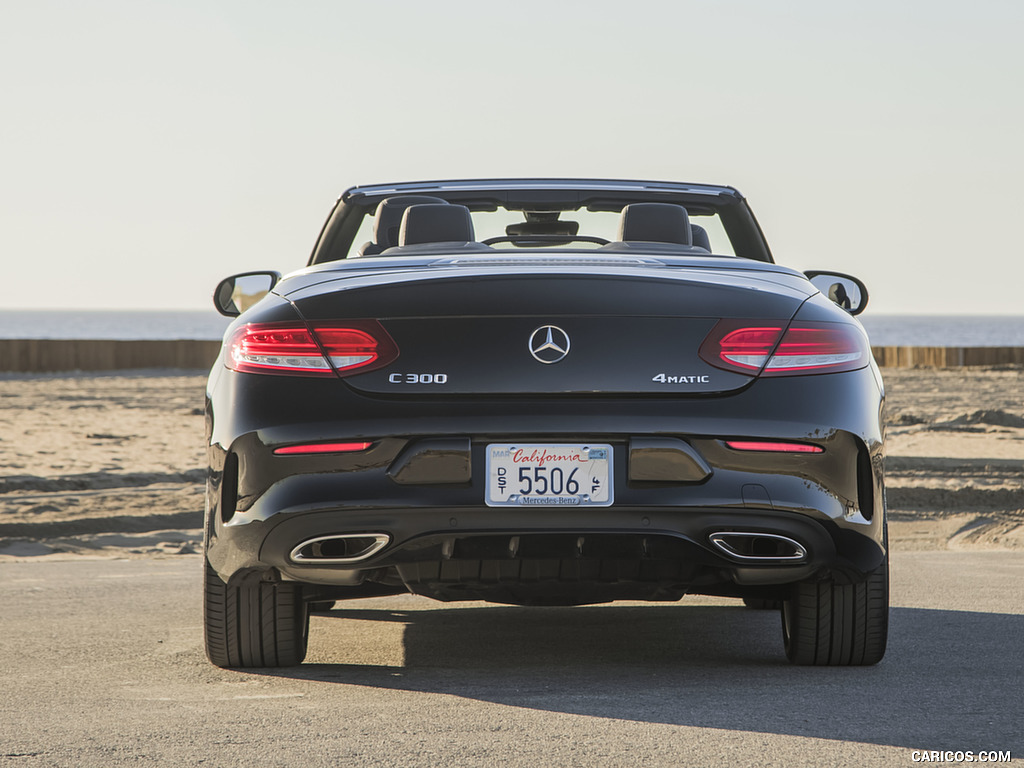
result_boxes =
[250,603,1023,752]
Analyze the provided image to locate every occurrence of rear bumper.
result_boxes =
[205,367,885,602]
[205,435,885,600]
[208,498,882,604]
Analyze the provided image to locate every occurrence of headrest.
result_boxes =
[690,223,712,251]
[399,204,476,246]
[618,203,692,245]
[373,196,449,249]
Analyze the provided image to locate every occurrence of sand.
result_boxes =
[1,366,1022,560]
[0,371,207,559]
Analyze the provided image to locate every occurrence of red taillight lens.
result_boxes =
[700,320,868,377]
[226,321,398,377]
[228,325,330,375]
[715,326,785,371]
[315,327,382,371]
[763,324,867,375]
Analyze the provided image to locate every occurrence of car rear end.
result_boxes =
[204,260,886,668]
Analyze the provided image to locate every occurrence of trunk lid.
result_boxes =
[285,264,813,395]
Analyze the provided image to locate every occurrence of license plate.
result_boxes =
[485,443,613,507]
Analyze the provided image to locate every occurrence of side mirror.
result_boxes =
[804,271,869,316]
[213,271,282,317]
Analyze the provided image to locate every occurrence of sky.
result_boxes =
[2,0,1022,314]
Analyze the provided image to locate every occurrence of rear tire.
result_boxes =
[204,559,309,668]
[781,555,888,666]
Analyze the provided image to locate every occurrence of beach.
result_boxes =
[1,367,1022,559]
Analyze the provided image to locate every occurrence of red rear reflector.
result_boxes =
[273,442,373,455]
[725,441,824,453]
[226,321,398,377]
[700,320,868,377]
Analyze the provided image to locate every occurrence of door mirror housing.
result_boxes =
[213,271,282,317]
[804,271,869,315]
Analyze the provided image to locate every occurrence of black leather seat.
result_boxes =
[602,203,712,253]
[399,204,475,245]
[690,223,712,251]
[619,202,694,245]
[357,195,449,256]
[381,204,491,254]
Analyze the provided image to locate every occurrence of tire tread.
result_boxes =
[783,556,888,666]
[204,559,308,668]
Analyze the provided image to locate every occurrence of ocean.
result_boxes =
[0,310,233,341]
[1,310,1023,347]
[859,316,1024,347]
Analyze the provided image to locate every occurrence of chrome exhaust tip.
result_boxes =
[708,532,807,562]
[289,533,390,564]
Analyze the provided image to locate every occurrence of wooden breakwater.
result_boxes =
[870,346,1024,367]
[1,339,1024,373]
[0,339,223,373]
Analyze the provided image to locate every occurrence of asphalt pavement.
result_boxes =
[1,550,1021,767]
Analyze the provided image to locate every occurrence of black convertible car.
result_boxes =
[204,178,887,668]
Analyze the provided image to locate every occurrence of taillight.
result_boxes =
[711,326,785,371]
[700,320,868,377]
[226,321,398,377]
[762,325,867,375]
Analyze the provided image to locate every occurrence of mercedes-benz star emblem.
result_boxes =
[529,325,571,364]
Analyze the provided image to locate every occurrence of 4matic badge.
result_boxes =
[652,373,711,384]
